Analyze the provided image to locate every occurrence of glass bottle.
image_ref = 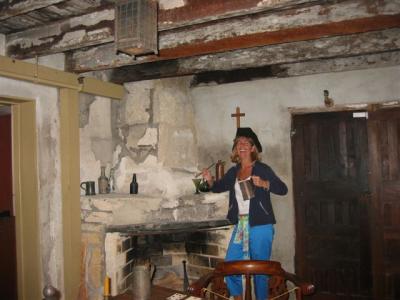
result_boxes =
[107,167,115,193]
[130,173,138,194]
[98,166,109,194]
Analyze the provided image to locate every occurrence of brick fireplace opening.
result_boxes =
[105,221,230,296]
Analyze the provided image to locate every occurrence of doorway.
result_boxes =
[0,106,17,300]
[292,108,400,299]
[0,97,41,300]
[292,111,372,299]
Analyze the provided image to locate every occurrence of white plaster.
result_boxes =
[0,34,5,55]
[123,81,152,125]
[172,209,179,221]
[112,197,163,225]
[80,96,113,188]
[71,8,114,28]
[81,198,92,210]
[85,211,113,223]
[141,154,158,167]
[91,199,114,211]
[191,65,400,272]
[9,36,54,49]
[161,198,180,209]
[159,0,186,10]
[137,127,158,147]
[114,156,137,193]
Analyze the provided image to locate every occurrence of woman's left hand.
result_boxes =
[251,176,270,190]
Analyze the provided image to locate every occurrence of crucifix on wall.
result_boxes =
[231,106,245,128]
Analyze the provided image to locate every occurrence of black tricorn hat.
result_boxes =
[235,127,262,153]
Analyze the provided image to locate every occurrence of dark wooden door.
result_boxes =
[368,108,400,300]
[0,114,18,300]
[292,111,372,299]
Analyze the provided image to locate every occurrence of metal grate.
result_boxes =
[115,0,158,56]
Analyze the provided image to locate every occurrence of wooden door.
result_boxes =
[0,114,18,300]
[292,111,371,299]
[368,108,400,300]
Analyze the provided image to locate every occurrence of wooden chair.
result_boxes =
[188,260,315,300]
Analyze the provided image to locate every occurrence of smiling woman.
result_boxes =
[202,127,288,300]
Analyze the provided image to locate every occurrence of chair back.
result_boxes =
[213,260,287,300]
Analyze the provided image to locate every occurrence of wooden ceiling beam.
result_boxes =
[158,0,317,30]
[69,13,400,73]
[0,0,66,21]
[7,0,400,60]
[106,28,400,83]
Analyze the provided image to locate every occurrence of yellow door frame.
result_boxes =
[0,96,41,300]
[0,55,124,300]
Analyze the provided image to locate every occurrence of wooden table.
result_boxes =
[110,285,201,300]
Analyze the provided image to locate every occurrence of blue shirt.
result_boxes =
[211,160,288,226]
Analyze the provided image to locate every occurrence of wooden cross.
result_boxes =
[231,106,245,128]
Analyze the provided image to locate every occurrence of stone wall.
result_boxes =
[80,76,199,199]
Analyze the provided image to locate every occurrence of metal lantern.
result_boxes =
[115,0,158,56]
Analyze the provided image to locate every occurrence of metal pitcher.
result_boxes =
[132,263,156,300]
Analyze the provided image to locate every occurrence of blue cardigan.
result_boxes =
[211,160,288,226]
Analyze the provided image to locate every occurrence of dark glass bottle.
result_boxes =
[130,173,138,194]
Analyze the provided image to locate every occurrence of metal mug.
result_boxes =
[132,263,156,300]
[80,181,96,196]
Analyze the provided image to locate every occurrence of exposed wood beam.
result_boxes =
[79,77,125,99]
[158,0,317,30]
[7,8,115,58]
[157,14,400,60]
[106,29,400,83]
[0,55,124,99]
[0,0,66,21]
[70,12,400,73]
[7,0,400,60]
[189,51,400,86]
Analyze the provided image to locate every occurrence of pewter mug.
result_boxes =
[132,263,156,300]
[80,181,95,196]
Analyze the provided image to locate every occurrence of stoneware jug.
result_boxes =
[132,263,156,300]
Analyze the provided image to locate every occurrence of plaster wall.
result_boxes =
[191,65,400,272]
[0,76,64,294]
[79,77,199,201]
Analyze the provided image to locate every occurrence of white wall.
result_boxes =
[191,65,400,271]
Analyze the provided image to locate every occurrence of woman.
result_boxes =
[202,127,287,300]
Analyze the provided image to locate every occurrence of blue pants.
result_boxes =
[225,223,274,300]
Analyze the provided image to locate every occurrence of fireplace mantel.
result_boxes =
[81,192,229,226]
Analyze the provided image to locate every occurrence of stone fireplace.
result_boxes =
[79,77,236,299]
[80,192,231,299]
